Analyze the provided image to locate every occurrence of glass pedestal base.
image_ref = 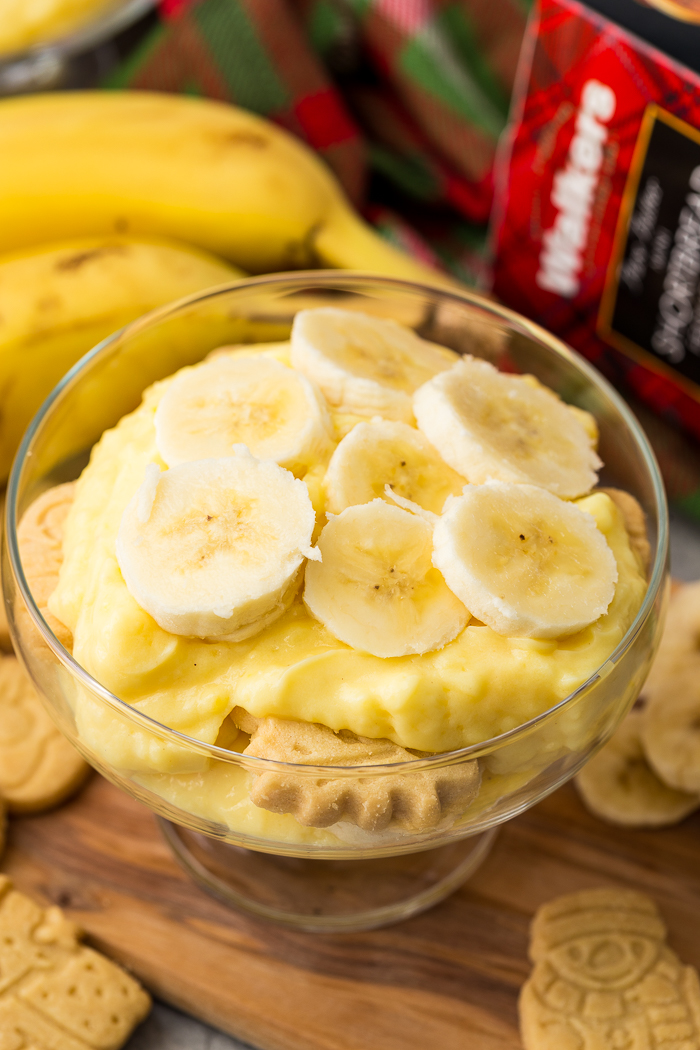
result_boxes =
[159,820,497,932]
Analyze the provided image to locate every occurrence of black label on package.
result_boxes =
[599,107,700,390]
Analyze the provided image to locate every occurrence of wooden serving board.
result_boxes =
[4,774,700,1050]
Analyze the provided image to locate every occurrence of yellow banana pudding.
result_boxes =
[45,309,648,844]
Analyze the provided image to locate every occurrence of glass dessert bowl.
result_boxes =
[3,274,669,932]
[0,0,155,95]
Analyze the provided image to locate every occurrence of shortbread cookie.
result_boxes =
[234,709,480,832]
[0,597,10,652]
[575,710,700,826]
[0,795,6,860]
[520,887,700,1050]
[0,874,151,1049]
[17,482,76,650]
[0,655,88,812]
[600,487,651,573]
[0,493,12,652]
[642,580,700,793]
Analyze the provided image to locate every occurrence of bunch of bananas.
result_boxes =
[0,90,443,480]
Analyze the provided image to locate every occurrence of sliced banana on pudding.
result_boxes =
[116,453,316,641]
[304,500,468,658]
[413,356,601,497]
[291,307,458,422]
[432,482,617,638]
[155,355,333,473]
[324,419,466,515]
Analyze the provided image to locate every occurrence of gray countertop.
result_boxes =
[124,508,700,1050]
[669,508,700,580]
[126,1003,253,1050]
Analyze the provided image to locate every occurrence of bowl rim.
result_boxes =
[5,271,670,775]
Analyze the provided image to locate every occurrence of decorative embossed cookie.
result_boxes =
[0,655,88,813]
[0,493,11,652]
[520,887,700,1050]
[0,796,6,861]
[0,874,151,1048]
[575,710,700,826]
[600,488,651,574]
[0,597,9,652]
[234,708,480,832]
[642,580,700,794]
[17,482,76,650]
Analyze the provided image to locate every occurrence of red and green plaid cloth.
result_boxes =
[108,0,700,521]
[110,0,528,274]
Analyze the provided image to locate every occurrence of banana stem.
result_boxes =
[313,206,460,290]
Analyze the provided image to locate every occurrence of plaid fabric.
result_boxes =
[113,0,367,200]
[110,0,528,227]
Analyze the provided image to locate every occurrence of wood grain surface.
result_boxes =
[3,774,700,1050]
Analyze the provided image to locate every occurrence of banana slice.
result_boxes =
[304,499,468,658]
[116,453,316,641]
[291,307,458,422]
[324,419,466,515]
[641,581,700,793]
[154,355,333,474]
[521,373,600,447]
[413,356,601,497]
[432,482,617,638]
[575,710,700,826]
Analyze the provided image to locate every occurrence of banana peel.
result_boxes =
[0,236,241,481]
[0,91,450,287]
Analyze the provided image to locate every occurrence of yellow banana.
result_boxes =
[0,91,445,284]
[0,235,241,480]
